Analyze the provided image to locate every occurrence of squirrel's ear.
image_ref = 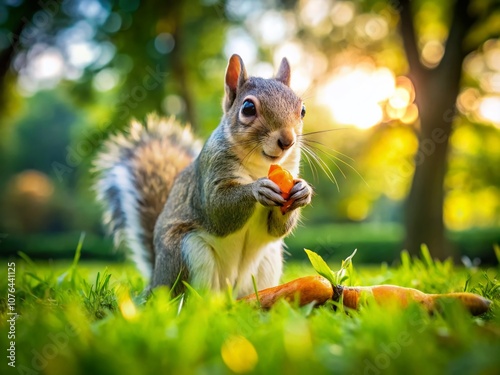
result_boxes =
[224,54,248,112]
[275,57,291,87]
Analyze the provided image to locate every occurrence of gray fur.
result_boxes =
[95,55,313,294]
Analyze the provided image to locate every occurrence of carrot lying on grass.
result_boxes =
[239,276,491,316]
[240,275,333,308]
[268,164,295,214]
[241,249,492,315]
[340,284,491,316]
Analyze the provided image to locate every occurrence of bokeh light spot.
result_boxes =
[221,336,258,373]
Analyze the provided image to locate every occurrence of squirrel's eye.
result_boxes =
[241,100,256,117]
[301,104,306,118]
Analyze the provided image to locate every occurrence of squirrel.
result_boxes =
[94,54,313,297]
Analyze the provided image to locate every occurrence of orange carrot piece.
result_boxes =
[268,164,294,199]
[268,164,295,214]
[427,292,492,316]
[339,285,491,316]
[340,285,434,311]
[240,277,491,316]
[239,275,333,309]
[334,285,491,315]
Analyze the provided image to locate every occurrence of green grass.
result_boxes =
[285,223,500,263]
[1,249,499,375]
[3,224,499,265]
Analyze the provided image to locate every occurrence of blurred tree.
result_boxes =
[0,0,231,248]
[0,1,230,132]
[0,0,42,114]
[398,0,494,259]
[1,0,499,261]
[76,0,230,135]
[259,0,500,259]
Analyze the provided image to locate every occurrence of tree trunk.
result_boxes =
[404,75,454,259]
[399,0,475,259]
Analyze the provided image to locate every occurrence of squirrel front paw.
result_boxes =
[286,179,313,211]
[252,178,287,207]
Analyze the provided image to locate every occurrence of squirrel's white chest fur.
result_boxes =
[183,204,282,296]
[182,161,293,297]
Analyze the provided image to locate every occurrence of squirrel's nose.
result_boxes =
[277,136,295,150]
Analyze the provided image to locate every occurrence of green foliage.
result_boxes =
[82,271,118,320]
[396,246,459,293]
[469,273,500,302]
[287,224,500,265]
[57,232,85,288]
[305,248,357,285]
[1,251,499,375]
[304,249,337,284]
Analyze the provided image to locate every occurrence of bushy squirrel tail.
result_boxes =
[93,114,202,279]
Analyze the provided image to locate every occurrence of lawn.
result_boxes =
[1,247,499,375]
